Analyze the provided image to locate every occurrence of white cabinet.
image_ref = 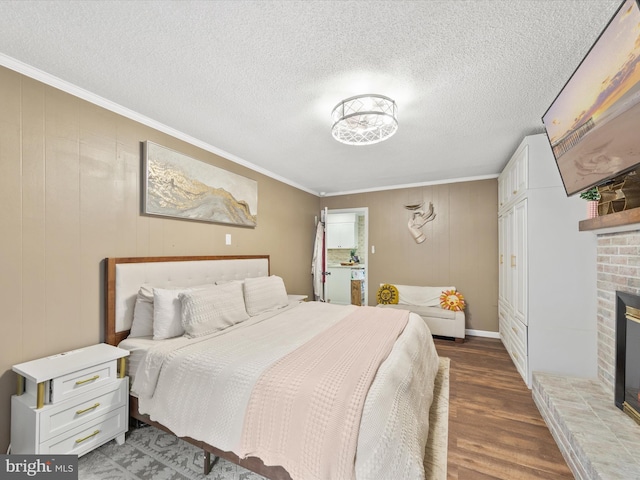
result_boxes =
[498,144,528,210]
[498,134,597,387]
[326,213,357,249]
[11,343,130,456]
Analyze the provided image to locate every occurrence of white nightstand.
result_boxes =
[288,294,308,303]
[11,343,130,456]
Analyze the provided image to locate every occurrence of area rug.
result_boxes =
[78,357,450,480]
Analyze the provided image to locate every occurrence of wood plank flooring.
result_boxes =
[433,336,573,480]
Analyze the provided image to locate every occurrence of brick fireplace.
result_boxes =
[595,230,640,394]
[533,229,640,479]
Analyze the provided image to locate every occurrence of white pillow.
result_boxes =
[152,285,210,340]
[243,275,288,316]
[128,285,155,338]
[394,284,456,307]
[180,282,249,338]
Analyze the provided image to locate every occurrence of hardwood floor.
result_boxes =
[433,336,573,480]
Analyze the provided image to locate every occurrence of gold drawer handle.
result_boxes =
[511,327,517,334]
[75,429,100,444]
[511,255,516,267]
[513,190,517,195]
[76,403,100,415]
[512,350,519,361]
[76,375,99,385]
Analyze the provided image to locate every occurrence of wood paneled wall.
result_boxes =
[0,66,319,451]
[320,179,498,333]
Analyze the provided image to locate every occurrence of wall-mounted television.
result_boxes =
[542,0,640,197]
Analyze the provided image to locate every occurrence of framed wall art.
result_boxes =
[142,141,257,227]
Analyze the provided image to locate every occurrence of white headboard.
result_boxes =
[105,255,270,345]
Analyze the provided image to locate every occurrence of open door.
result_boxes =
[312,207,328,301]
[324,207,368,305]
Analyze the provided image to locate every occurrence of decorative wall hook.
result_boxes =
[405,202,436,244]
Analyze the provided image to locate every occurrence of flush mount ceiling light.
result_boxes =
[331,94,398,145]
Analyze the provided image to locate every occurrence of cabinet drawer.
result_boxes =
[40,406,127,456]
[40,379,127,442]
[498,310,510,349]
[509,341,527,380]
[51,360,117,403]
[510,317,527,354]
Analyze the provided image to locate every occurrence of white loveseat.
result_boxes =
[377,284,465,342]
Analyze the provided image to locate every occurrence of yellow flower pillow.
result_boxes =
[440,289,465,311]
[377,284,399,305]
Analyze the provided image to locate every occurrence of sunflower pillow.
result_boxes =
[440,289,465,311]
[377,284,399,305]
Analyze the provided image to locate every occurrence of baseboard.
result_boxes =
[465,329,500,339]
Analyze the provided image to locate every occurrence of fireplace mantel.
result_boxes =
[579,207,640,233]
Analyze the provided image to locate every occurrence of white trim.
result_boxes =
[322,174,499,197]
[0,52,498,198]
[0,53,317,196]
[465,329,500,339]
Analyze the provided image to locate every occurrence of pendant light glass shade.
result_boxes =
[331,94,398,145]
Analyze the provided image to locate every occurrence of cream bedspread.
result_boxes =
[131,301,440,480]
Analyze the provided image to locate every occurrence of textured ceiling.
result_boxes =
[0,0,622,195]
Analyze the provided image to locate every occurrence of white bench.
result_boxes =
[377,284,465,343]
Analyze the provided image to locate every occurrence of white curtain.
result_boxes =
[311,219,325,301]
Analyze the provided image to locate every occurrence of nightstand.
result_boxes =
[288,294,308,303]
[11,343,129,456]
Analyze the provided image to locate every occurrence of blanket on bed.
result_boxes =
[131,301,439,480]
[238,307,409,480]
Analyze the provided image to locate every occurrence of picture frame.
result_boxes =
[142,141,258,227]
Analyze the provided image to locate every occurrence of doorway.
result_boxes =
[324,207,369,306]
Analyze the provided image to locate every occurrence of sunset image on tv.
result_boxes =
[543,0,640,196]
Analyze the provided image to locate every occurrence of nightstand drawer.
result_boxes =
[50,360,117,403]
[40,407,127,456]
[40,379,127,442]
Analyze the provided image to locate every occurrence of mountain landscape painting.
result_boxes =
[143,141,257,227]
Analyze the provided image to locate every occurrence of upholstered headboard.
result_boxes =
[105,255,270,345]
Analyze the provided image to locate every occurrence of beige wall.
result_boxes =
[0,66,320,451]
[321,179,498,332]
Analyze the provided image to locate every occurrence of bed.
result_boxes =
[104,255,444,479]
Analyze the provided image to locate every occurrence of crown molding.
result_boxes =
[0,53,317,196]
[322,174,500,197]
[0,53,499,199]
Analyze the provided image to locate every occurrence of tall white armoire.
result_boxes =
[498,134,597,387]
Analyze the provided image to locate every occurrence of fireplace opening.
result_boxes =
[615,291,640,424]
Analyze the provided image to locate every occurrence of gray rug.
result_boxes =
[79,357,449,480]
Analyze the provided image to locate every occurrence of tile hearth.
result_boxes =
[533,372,640,479]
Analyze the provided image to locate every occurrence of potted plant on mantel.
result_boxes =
[580,187,601,219]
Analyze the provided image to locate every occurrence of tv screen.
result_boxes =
[542,0,640,197]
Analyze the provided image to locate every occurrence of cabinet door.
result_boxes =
[327,222,356,249]
[515,145,529,196]
[502,208,514,309]
[512,199,527,324]
[498,303,510,350]
[498,176,506,210]
[498,215,506,303]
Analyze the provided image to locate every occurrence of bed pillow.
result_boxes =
[395,285,456,307]
[128,285,155,338]
[179,282,249,338]
[376,284,399,305]
[243,275,288,316]
[153,285,211,340]
[440,289,466,311]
